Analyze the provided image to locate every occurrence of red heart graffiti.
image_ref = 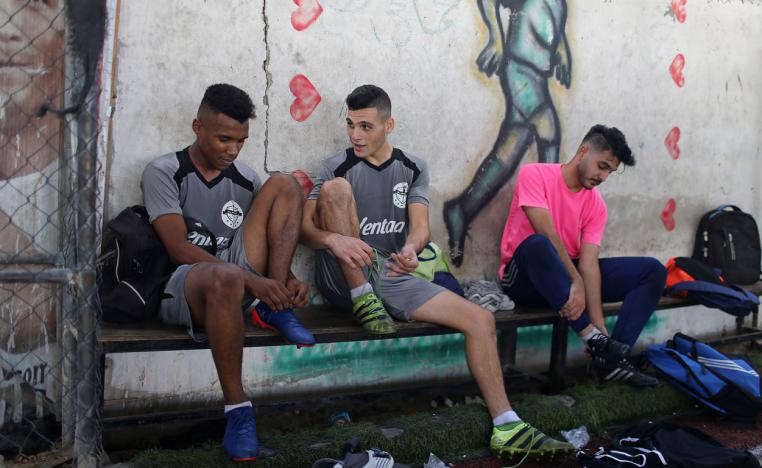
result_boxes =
[291,169,314,200]
[289,74,322,122]
[664,127,681,160]
[669,54,685,88]
[661,198,677,231]
[291,0,323,31]
[671,0,687,23]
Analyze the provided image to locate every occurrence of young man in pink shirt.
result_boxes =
[500,125,667,387]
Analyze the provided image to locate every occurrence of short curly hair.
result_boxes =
[200,84,255,123]
[582,124,635,166]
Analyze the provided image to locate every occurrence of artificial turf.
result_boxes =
[129,379,698,468]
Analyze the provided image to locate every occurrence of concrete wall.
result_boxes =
[102,0,762,413]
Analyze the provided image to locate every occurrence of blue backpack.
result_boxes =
[646,333,762,421]
[665,257,759,317]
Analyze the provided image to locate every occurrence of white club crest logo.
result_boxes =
[392,182,408,209]
[221,200,244,229]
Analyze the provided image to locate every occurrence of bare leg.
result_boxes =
[241,173,303,284]
[411,291,511,418]
[185,263,247,404]
[314,178,367,289]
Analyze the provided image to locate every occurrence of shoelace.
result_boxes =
[503,424,540,468]
[366,247,385,301]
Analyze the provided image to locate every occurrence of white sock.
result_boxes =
[493,410,521,427]
[224,401,252,413]
[580,327,603,344]
[350,283,373,300]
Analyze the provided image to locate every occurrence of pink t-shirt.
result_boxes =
[498,163,607,278]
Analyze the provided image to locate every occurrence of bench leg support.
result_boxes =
[548,319,568,393]
[500,328,518,372]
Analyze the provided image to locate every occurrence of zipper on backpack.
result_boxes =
[728,232,736,261]
[702,231,709,259]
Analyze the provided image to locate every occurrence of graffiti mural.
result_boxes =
[289,74,322,122]
[661,198,677,232]
[443,0,571,266]
[323,0,462,48]
[291,0,324,31]
[0,0,65,428]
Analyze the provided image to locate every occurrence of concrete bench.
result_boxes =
[99,281,762,404]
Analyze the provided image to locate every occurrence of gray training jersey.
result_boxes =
[141,147,262,252]
[308,148,430,255]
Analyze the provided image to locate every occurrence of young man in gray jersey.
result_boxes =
[141,84,314,462]
[301,85,573,460]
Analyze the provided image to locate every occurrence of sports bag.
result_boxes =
[412,241,464,296]
[578,421,760,467]
[98,205,174,323]
[645,333,762,421]
[665,257,759,317]
[692,205,761,285]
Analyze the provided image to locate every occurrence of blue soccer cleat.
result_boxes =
[223,406,259,462]
[251,301,316,348]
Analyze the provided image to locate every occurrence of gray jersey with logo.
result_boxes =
[308,148,430,255]
[141,148,262,252]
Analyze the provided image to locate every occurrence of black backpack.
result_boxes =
[578,421,760,467]
[692,205,761,285]
[98,205,174,323]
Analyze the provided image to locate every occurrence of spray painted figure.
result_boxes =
[443,0,571,266]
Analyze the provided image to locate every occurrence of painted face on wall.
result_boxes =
[346,107,393,159]
[192,111,249,172]
[0,0,63,128]
[577,147,620,190]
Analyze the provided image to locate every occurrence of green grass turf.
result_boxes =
[129,379,697,468]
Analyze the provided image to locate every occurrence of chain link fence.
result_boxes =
[1,1,105,465]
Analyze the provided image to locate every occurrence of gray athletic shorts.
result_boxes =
[159,226,258,341]
[314,249,446,321]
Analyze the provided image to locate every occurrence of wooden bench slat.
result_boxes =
[100,282,762,353]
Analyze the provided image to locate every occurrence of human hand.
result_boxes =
[286,276,310,308]
[386,244,419,277]
[559,279,585,320]
[476,39,503,77]
[326,234,374,269]
[553,42,572,88]
[250,276,292,311]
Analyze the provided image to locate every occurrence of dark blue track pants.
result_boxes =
[500,234,667,348]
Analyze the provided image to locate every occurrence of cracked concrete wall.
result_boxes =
[108,0,762,280]
[104,0,762,413]
[107,0,267,216]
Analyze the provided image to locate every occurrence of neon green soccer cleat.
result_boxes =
[351,292,396,335]
[490,421,574,461]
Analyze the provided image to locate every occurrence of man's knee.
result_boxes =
[206,263,245,300]
[641,257,667,284]
[265,172,302,199]
[319,178,353,205]
[522,234,553,253]
[469,303,497,335]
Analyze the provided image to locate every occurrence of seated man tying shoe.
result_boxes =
[499,124,667,387]
[301,84,574,461]
[141,83,314,461]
